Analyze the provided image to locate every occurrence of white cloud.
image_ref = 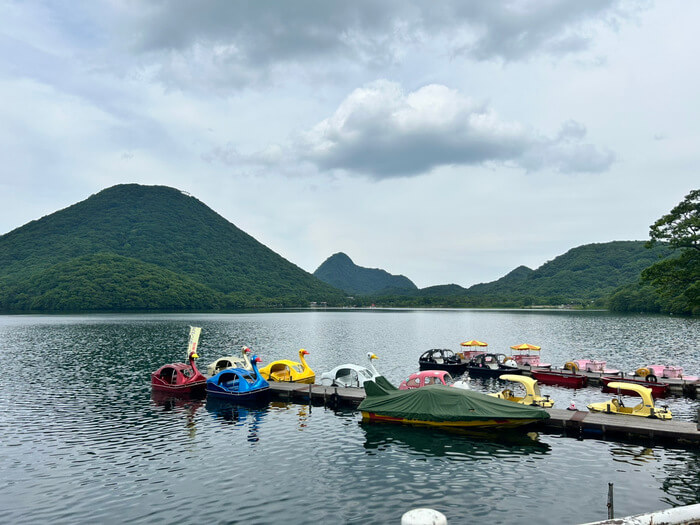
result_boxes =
[293,81,614,178]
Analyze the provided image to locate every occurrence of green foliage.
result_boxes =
[608,189,699,315]
[647,189,700,251]
[0,184,345,312]
[466,242,671,303]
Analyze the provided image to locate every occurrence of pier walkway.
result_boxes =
[267,382,700,446]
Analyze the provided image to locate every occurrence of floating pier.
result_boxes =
[267,382,700,445]
[516,365,699,399]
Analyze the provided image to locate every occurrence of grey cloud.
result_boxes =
[103,0,644,88]
[293,81,614,178]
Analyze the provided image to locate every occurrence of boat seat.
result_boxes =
[434,358,444,364]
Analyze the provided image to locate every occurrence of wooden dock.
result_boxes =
[516,366,699,398]
[267,382,700,445]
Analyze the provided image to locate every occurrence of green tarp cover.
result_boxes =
[360,382,550,422]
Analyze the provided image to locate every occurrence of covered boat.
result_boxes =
[151,326,206,395]
[418,348,467,374]
[206,355,270,401]
[359,380,550,429]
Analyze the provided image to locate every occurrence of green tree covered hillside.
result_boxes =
[0,184,343,311]
[314,252,417,294]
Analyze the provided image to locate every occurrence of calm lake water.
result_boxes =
[0,309,698,524]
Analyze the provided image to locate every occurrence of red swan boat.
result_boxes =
[151,326,206,395]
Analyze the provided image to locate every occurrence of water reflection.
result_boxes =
[660,450,700,506]
[269,402,311,430]
[204,397,268,442]
[361,422,550,458]
[150,391,204,439]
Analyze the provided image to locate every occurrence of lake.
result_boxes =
[0,309,698,524]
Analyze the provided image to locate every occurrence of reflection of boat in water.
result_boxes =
[361,421,550,457]
[150,389,205,408]
[205,396,268,442]
[360,380,550,429]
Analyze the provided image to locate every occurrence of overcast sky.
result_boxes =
[1,1,697,288]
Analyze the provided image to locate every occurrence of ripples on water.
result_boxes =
[0,311,698,524]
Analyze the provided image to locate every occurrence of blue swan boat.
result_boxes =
[206,355,270,400]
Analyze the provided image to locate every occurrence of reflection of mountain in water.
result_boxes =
[361,422,550,458]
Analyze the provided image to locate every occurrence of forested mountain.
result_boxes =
[466,241,673,302]
[346,241,673,308]
[0,184,343,311]
[313,252,417,295]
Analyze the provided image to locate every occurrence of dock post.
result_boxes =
[607,483,614,519]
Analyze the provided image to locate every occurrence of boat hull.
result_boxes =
[418,361,468,374]
[530,369,587,389]
[205,384,270,400]
[466,366,521,378]
[361,411,540,429]
[151,379,206,395]
[601,376,669,398]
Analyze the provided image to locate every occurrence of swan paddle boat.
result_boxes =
[259,348,315,383]
[320,352,381,388]
[206,355,270,401]
[151,326,207,395]
[207,346,253,376]
[587,382,672,420]
[489,374,554,408]
[359,380,550,429]
[418,348,467,374]
[399,370,453,390]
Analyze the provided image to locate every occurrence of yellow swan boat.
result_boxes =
[258,348,315,383]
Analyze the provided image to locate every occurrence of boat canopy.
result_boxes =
[360,381,549,423]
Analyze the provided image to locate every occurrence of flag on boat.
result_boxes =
[187,326,202,359]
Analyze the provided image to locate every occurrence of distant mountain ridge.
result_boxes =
[315,241,672,305]
[0,184,343,311]
[313,252,417,295]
